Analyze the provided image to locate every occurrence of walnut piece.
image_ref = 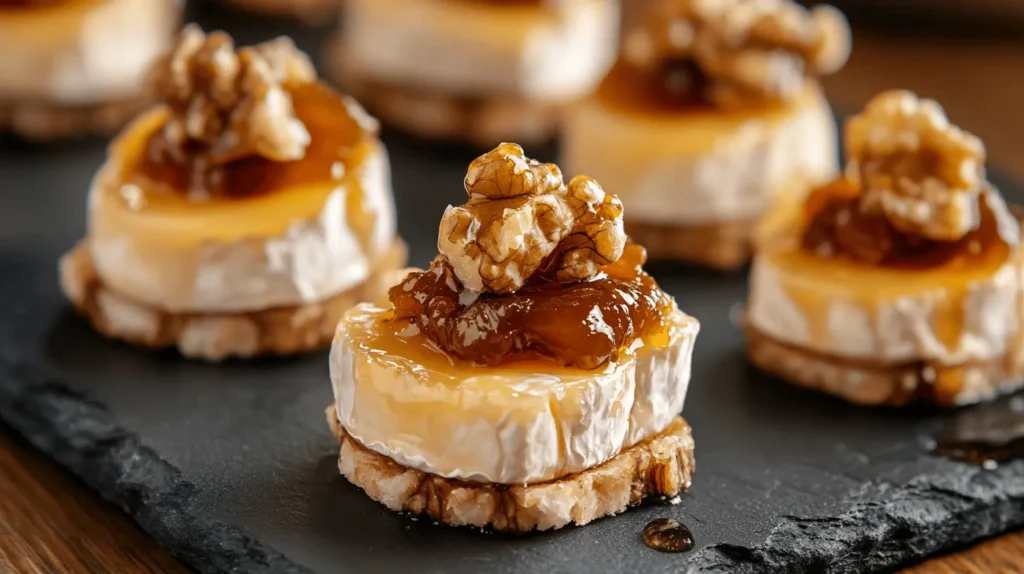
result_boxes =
[438,143,626,294]
[623,0,850,108]
[846,90,987,241]
[149,25,316,166]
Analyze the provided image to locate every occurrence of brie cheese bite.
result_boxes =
[329,0,619,145]
[0,0,180,139]
[747,91,1024,406]
[327,144,698,532]
[60,26,405,361]
[562,0,850,269]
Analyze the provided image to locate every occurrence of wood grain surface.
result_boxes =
[2,27,1024,574]
[0,428,186,574]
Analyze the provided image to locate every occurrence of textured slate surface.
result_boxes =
[1,4,1023,573]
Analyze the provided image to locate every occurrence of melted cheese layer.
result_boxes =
[330,303,699,484]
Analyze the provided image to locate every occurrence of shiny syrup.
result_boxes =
[642,518,695,553]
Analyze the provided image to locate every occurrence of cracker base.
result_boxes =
[0,93,150,141]
[625,219,754,270]
[746,323,1024,406]
[326,405,695,533]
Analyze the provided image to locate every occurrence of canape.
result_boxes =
[746,91,1024,406]
[59,26,405,360]
[326,143,699,531]
[328,0,620,145]
[0,0,180,139]
[562,0,851,269]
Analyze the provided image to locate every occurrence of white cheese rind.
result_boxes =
[88,145,396,314]
[562,86,838,225]
[341,0,619,102]
[747,251,1024,365]
[0,0,179,105]
[329,304,699,484]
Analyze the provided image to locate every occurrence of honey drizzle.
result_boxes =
[594,60,715,116]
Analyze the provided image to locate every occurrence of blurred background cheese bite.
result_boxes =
[0,0,181,139]
[328,0,620,145]
[563,0,850,270]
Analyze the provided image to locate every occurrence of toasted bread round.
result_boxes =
[0,93,150,141]
[625,218,756,271]
[326,404,695,533]
[746,323,1024,406]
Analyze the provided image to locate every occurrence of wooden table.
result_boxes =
[2,33,1024,574]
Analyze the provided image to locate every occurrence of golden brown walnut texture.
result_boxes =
[438,143,626,294]
[845,90,988,242]
[149,24,317,166]
[623,0,851,108]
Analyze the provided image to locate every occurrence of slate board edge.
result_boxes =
[0,357,313,574]
[689,462,1024,572]
[3,351,1024,573]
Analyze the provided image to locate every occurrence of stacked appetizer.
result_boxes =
[563,0,850,269]
[0,0,180,139]
[329,0,620,145]
[747,91,1024,406]
[327,144,699,531]
[60,26,404,360]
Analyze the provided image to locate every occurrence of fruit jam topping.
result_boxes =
[612,0,849,110]
[390,143,674,369]
[800,180,1009,268]
[802,91,1018,267]
[389,243,673,369]
[139,25,377,198]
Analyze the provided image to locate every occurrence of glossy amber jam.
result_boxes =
[388,243,674,369]
[95,82,382,249]
[140,82,373,199]
[595,60,714,115]
[801,180,1009,269]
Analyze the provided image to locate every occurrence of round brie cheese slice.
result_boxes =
[329,303,699,484]
[562,84,838,226]
[0,0,178,105]
[748,199,1024,366]
[341,0,619,102]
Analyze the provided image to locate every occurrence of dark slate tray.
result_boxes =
[1,5,1023,573]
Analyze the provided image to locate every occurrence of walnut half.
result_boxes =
[846,90,986,241]
[438,144,626,294]
[149,25,317,167]
[623,0,850,108]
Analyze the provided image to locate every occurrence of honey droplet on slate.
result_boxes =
[642,518,694,553]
